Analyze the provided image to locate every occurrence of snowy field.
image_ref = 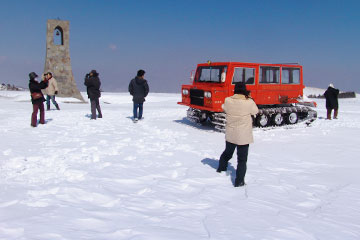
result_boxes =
[0,89,360,240]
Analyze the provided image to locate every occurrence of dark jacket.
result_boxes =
[324,86,339,109]
[84,74,101,99]
[29,79,48,104]
[128,77,149,103]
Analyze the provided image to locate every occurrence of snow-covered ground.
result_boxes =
[0,89,359,239]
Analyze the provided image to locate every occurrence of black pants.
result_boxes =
[90,98,102,119]
[218,141,249,183]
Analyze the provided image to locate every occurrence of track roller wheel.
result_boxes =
[256,114,269,127]
[272,113,284,126]
[286,112,298,124]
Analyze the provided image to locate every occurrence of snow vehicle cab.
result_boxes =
[178,61,317,130]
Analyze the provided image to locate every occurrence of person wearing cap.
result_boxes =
[43,72,60,111]
[28,72,48,127]
[84,70,102,119]
[324,83,339,120]
[128,69,149,122]
[217,82,259,187]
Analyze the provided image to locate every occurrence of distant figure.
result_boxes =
[84,70,102,120]
[43,72,60,110]
[324,83,339,120]
[128,69,149,123]
[29,72,48,127]
[217,82,259,187]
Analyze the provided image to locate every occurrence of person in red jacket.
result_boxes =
[28,72,48,127]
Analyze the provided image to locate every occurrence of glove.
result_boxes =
[55,91,58,95]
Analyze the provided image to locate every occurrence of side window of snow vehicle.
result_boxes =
[282,68,300,84]
[196,66,225,83]
[232,67,255,85]
[260,66,280,84]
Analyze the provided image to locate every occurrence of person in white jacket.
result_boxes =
[217,82,259,187]
[43,72,60,110]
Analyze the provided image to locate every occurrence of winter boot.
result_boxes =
[234,179,245,187]
[47,105,50,111]
[55,104,60,110]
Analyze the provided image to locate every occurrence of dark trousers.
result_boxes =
[46,95,59,110]
[218,141,249,183]
[327,108,338,119]
[31,102,45,127]
[133,103,143,119]
[90,98,102,119]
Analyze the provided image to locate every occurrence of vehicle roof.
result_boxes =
[198,62,302,67]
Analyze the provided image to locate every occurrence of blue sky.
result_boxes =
[0,0,359,92]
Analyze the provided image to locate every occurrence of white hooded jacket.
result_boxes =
[43,77,59,96]
[223,94,259,145]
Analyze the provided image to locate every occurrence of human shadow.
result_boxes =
[84,114,102,119]
[126,116,145,121]
[37,118,53,126]
[174,118,218,132]
[201,158,237,185]
[45,118,53,123]
[43,118,53,124]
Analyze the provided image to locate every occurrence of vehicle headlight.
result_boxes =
[182,89,189,95]
[204,91,211,98]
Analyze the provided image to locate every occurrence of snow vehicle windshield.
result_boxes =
[195,66,227,83]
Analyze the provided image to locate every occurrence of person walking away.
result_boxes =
[324,83,339,120]
[128,69,149,122]
[84,70,102,120]
[43,72,60,110]
[29,72,48,127]
[217,82,259,187]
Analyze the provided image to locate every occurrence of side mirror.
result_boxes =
[190,70,195,82]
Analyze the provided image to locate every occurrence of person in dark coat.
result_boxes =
[28,72,48,127]
[84,70,102,120]
[324,83,339,120]
[128,69,149,122]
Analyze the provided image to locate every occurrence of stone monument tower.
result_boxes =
[44,19,84,101]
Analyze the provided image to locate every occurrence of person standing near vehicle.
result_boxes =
[128,69,149,122]
[29,72,48,127]
[43,72,60,110]
[217,82,259,187]
[84,70,102,120]
[324,83,339,120]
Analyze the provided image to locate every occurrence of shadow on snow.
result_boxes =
[173,118,219,132]
[201,158,237,185]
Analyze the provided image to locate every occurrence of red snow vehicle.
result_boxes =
[178,61,317,130]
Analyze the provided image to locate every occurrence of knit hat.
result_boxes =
[29,72,38,79]
[137,69,145,77]
[234,82,249,95]
[90,70,99,76]
[329,83,334,88]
